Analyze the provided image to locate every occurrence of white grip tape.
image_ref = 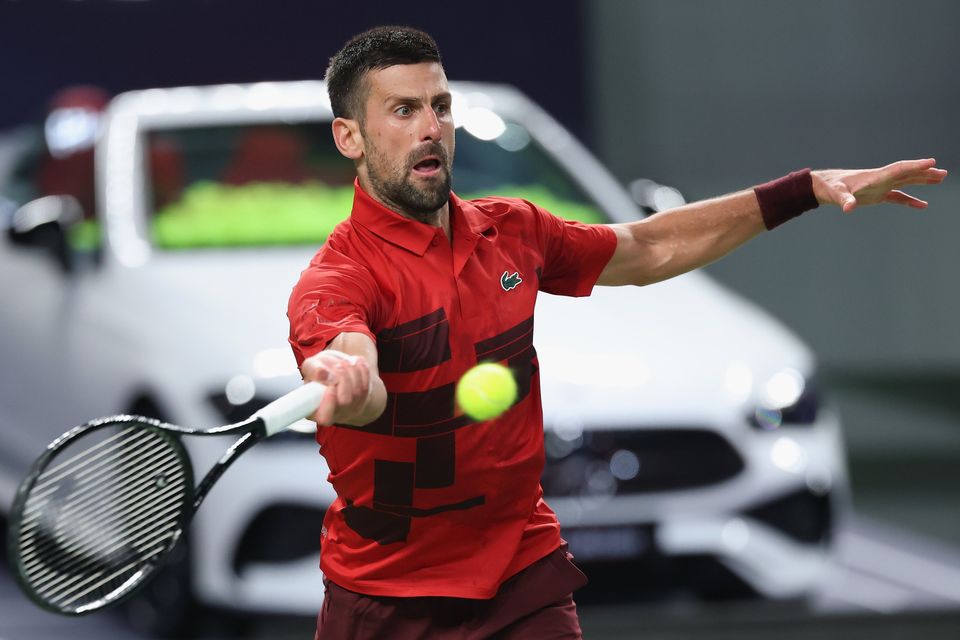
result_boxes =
[255,381,326,436]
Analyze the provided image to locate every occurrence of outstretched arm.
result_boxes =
[598,159,947,287]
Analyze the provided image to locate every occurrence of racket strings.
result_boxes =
[19,437,187,609]
[23,438,180,534]
[20,455,183,577]
[20,432,174,532]
[33,426,151,490]
[23,465,184,572]
[18,434,178,556]
[25,428,160,504]
[15,423,190,612]
[25,500,183,608]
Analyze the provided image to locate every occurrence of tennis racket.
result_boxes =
[7,381,326,616]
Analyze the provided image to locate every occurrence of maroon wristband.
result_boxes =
[754,168,820,230]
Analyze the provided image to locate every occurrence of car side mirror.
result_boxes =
[7,195,83,272]
[629,178,686,214]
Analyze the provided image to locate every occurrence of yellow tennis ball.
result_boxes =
[456,362,518,421]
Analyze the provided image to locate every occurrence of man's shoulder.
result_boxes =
[458,195,545,234]
[295,221,374,281]
[308,217,364,261]
[461,194,537,217]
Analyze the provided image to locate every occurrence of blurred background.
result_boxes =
[1,0,958,638]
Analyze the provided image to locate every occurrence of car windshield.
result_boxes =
[142,119,607,250]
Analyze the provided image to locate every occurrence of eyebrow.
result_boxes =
[384,91,452,105]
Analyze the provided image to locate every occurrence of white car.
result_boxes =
[0,80,849,631]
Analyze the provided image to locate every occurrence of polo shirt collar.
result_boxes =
[349,179,495,256]
[451,192,497,240]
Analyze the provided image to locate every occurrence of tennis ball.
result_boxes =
[456,362,518,421]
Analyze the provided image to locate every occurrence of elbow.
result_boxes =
[600,221,679,287]
[630,239,678,287]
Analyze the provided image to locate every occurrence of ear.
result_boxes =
[332,117,364,161]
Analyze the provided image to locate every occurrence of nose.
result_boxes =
[420,108,442,142]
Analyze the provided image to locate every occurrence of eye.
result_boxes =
[395,105,412,117]
[435,102,450,115]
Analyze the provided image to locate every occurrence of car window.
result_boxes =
[138,119,607,250]
[143,123,351,249]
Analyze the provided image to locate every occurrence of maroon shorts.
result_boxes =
[314,545,589,639]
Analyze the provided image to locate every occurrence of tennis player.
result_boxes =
[287,26,946,639]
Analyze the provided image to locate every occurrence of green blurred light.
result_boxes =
[152,181,354,249]
[67,219,102,251]
[67,182,605,252]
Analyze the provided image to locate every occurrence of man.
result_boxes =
[287,26,946,639]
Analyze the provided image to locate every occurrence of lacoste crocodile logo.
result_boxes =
[500,270,523,291]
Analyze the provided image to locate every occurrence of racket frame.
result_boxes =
[7,380,324,615]
[7,413,265,615]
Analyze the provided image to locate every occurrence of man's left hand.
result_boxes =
[813,158,948,213]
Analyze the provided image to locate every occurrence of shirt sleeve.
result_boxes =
[529,201,618,297]
[287,255,379,367]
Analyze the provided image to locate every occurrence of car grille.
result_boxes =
[746,488,833,544]
[233,503,326,575]
[541,428,744,496]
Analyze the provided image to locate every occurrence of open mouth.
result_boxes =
[412,157,442,176]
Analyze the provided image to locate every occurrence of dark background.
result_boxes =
[0,0,589,139]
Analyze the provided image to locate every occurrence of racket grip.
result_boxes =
[255,382,326,436]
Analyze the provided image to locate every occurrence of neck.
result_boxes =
[416,202,451,241]
[358,176,452,238]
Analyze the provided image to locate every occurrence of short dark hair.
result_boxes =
[325,26,442,121]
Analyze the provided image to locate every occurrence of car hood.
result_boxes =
[536,273,814,428]
[98,250,812,427]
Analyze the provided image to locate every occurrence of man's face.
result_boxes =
[357,62,455,221]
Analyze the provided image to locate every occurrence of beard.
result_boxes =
[364,140,453,222]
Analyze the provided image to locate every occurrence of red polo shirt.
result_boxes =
[288,181,617,598]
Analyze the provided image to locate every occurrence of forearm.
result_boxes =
[599,169,819,287]
[600,188,766,286]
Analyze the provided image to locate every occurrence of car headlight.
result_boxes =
[748,368,819,430]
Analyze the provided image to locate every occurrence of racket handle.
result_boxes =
[254,381,326,436]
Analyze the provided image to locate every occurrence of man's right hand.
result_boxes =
[299,333,386,426]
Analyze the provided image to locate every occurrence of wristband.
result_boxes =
[754,168,820,230]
